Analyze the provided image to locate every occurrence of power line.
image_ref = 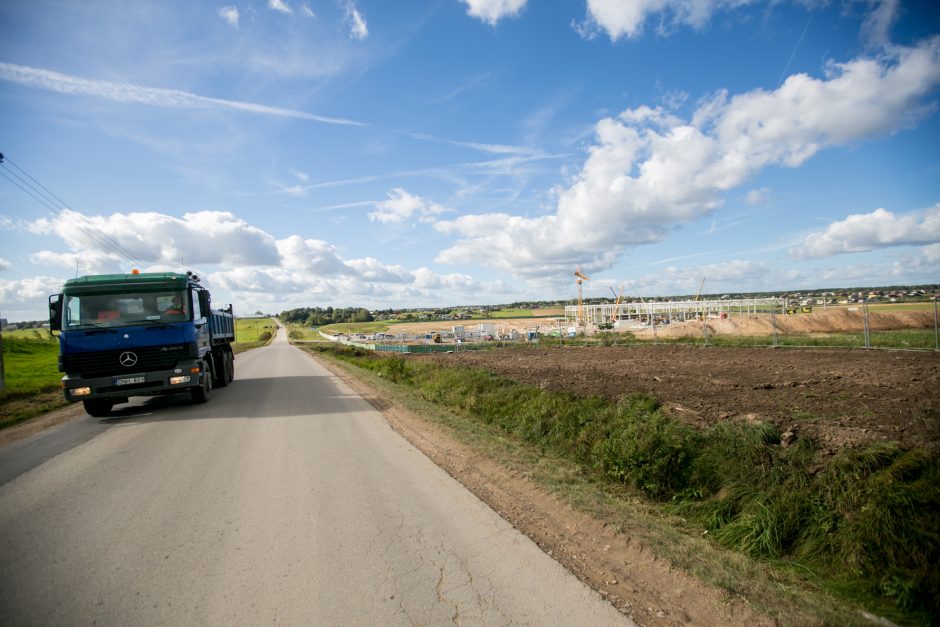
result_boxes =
[0,152,149,270]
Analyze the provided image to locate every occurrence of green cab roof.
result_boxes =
[63,272,194,293]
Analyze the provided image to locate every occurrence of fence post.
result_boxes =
[933,296,938,352]
[0,322,4,393]
[771,309,778,348]
[862,298,871,349]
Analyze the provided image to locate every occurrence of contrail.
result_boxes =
[0,62,364,127]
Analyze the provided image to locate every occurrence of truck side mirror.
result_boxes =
[49,294,63,331]
[199,291,211,318]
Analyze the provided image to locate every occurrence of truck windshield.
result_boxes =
[63,290,190,328]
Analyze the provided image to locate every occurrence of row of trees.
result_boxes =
[279,307,373,327]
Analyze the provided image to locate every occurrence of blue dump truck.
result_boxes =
[48,271,235,417]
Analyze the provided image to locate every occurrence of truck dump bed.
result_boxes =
[210,309,236,345]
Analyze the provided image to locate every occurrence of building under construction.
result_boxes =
[565,297,785,327]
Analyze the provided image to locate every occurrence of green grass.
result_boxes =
[1,335,67,429]
[303,344,939,624]
[319,321,391,335]
[487,308,537,318]
[551,328,939,351]
[234,317,277,342]
[286,324,329,342]
[4,328,56,341]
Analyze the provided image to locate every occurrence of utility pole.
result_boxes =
[0,311,5,393]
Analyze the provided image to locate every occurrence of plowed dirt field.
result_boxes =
[424,346,940,455]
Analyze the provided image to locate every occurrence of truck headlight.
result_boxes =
[170,375,191,385]
[71,387,92,397]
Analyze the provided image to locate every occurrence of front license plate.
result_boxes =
[114,376,145,386]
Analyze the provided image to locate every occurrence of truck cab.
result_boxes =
[49,272,235,416]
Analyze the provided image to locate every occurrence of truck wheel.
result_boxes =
[216,352,231,388]
[191,364,213,404]
[82,398,113,417]
[227,352,235,383]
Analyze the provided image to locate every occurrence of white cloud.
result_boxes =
[745,187,771,205]
[300,3,315,18]
[29,209,281,269]
[268,0,293,15]
[435,38,940,277]
[369,188,453,224]
[346,258,412,282]
[577,0,755,41]
[0,258,10,271]
[0,62,364,127]
[461,0,528,26]
[789,204,940,259]
[0,276,65,306]
[861,0,900,48]
[218,6,240,28]
[346,3,368,39]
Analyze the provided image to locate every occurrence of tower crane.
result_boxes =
[574,267,590,325]
[608,284,624,325]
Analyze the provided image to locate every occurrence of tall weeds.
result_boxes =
[315,346,939,620]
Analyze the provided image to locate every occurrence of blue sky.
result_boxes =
[1,0,939,320]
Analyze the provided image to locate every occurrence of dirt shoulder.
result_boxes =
[0,398,85,448]
[424,346,940,456]
[315,353,771,626]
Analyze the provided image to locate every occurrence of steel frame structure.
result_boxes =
[565,298,785,326]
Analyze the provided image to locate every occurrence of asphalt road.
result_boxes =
[0,329,631,625]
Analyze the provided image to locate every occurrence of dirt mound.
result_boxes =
[633,309,935,339]
[424,346,940,456]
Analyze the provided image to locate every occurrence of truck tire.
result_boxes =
[227,352,235,383]
[191,363,213,404]
[215,351,231,388]
[82,398,113,417]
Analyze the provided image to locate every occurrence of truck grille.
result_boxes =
[63,346,186,378]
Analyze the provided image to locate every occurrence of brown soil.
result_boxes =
[423,346,940,456]
[317,354,770,626]
[635,309,936,339]
[372,308,934,342]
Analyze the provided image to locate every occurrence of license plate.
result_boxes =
[114,376,145,386]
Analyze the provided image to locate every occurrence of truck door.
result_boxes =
[192,288,210,357]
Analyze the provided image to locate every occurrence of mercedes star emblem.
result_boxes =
[119,351,138,367]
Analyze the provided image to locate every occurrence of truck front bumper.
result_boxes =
[62,360,205,402]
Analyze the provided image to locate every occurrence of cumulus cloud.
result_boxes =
[0,62,363,127]
[0,276,65,306]
[789,204,940,259]
[369,188,453,224]
[435,38,940,277]
[218,6,240,28]
[345,3,368,39]
[576,0,754,41]
[461,0,528,26]
[28,209,281,269]
[268,0,293,15]
[0,258,9,271]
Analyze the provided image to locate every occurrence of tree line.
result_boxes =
[279,307,374,326]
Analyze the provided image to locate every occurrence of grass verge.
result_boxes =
[301,344,939,625]
[1,336,67,429]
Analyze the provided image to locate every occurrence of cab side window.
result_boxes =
[191,290,203,320]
